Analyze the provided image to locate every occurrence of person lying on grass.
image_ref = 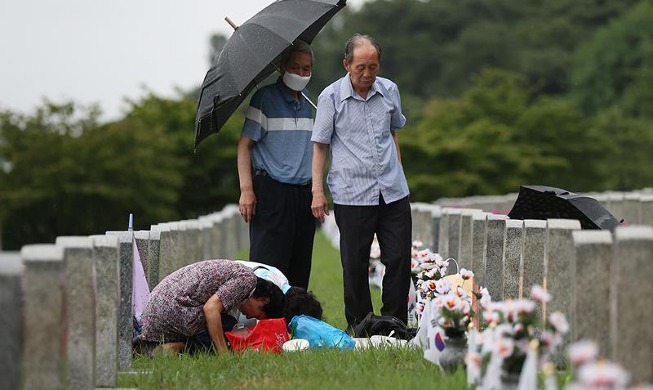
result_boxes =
[136,259,284,354]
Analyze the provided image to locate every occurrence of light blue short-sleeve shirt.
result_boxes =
[311,75,409,206]
[242,78,314,184]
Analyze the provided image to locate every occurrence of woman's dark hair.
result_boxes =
[283,286,323,323]
[252,277,285,319]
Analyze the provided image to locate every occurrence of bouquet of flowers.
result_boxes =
[411,242,449,301]
[429,273,475,338]
[467,285,570,385]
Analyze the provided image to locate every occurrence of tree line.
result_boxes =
[1,0,651,249]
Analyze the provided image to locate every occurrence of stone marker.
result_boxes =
[56,236,96,390]
[431,205,441,253]
[544,219,581,367]
[21,244,65,390]
[503,219,524,300]
[446,208,463,268]
[470,212,487,287]
[156,222,176,280]
[622,192,641,225]
[459,209,482,270]
[640,194,653,227]
[208,213,226,259]
[0,253,23,390]
[90,234,120,388]
[571,230,613,360]
[438,209,449,259]
[199,216,214,261]
[134,230,150,285]
[606,192,625,224]
[612,226,653,384]
[179,220,202,267]
[411,202,436,250]
[522,219,547,301]
[484,214,508,300]
[105,231,134,370]
[146,227,161,287]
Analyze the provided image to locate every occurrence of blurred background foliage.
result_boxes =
[1,0,652,249]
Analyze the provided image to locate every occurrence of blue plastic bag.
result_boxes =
[289,315,356,349]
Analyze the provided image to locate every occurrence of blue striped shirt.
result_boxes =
[242,78,314,184]
[311,75,409,205]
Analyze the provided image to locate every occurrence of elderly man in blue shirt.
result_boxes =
[237,40,316,290]
[311,33,412,331]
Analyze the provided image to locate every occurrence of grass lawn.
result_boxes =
[118,229,466,389]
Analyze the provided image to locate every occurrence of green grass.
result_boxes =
[118,230,463,389]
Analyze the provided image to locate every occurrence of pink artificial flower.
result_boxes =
[548,311,569,334]
[568,340,599,367]
[460,268,474,280]
[577,361,630,388]
[530,285,551,303]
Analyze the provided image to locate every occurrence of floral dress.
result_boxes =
[140,259,257,343]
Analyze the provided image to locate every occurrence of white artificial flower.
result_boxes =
[435,278,452,295]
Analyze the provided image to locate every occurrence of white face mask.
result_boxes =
[282,72,311,92]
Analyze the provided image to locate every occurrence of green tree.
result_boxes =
[593,108,653,190]
[121,92,244,219]
[0,101,184,249]
[571,0,653,118]
[400,69,609,200]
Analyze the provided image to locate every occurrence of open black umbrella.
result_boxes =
[194,0,347,148]
[508,185,622,231]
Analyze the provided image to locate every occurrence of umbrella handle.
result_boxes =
[225,17,238,30]
[301,92,317,110]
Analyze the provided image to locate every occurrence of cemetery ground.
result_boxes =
[117,230,472,389]
[117,230,575,389]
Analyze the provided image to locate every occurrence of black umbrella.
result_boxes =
[194,0,347,148]
[507,185,622,231]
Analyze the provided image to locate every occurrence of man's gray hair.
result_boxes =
[281,39,314,65]
[344,33,381,63]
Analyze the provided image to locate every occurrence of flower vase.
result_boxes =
[439,335,467,374]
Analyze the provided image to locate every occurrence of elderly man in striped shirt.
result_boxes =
[237,40,316,290]
[311,33,412,332]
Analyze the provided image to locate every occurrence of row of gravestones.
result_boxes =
[2,192,651,388]
[434,188,653,225]
[409,201,653,385]
[0,205,248,390]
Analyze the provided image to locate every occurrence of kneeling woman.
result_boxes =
[139,259,284,353]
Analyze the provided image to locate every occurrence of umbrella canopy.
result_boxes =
[194,0,347,148]
[507,185,622,231]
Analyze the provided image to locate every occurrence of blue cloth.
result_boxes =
[311,74,409,206]
[242,78,314,184]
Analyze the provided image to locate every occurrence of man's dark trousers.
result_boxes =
[334,194,412,327]
[249,173,315,289]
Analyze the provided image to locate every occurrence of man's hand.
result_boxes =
[311,190,330,223]
[239,189,256,223]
